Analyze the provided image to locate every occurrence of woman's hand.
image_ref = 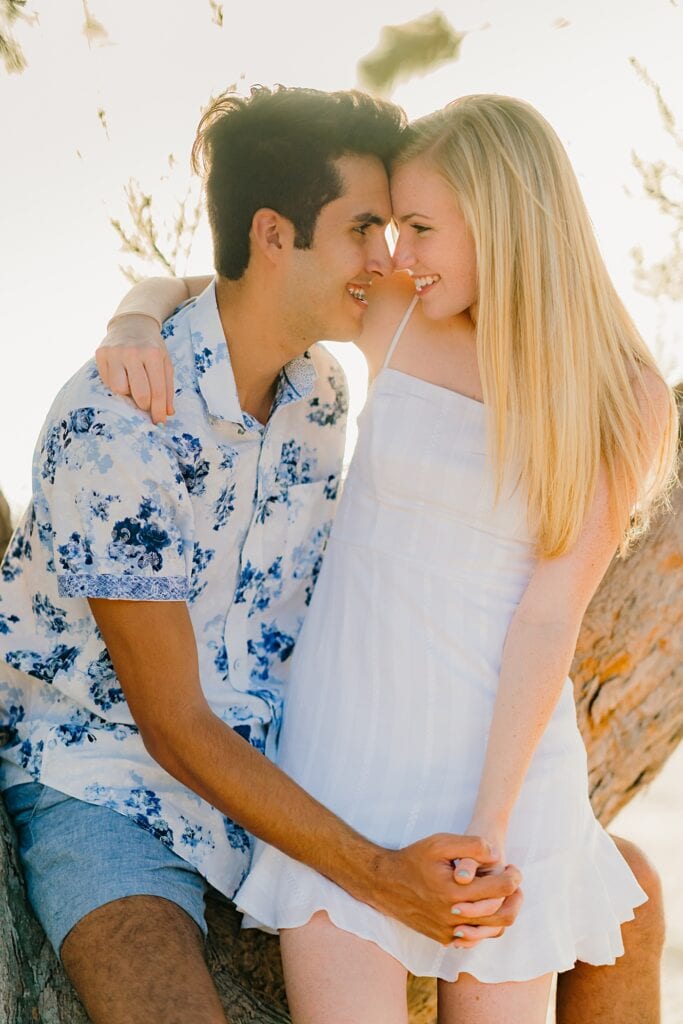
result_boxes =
[450,824,509,949]
[96,314,175,425]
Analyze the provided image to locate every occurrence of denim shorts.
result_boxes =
[3,782,209,956]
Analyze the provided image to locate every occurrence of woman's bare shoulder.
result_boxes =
[634,364,674,453]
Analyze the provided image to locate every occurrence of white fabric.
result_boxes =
[235,335,646,981]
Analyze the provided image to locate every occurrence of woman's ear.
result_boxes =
[250,208,295,265]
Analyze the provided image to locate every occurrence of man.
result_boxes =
[0,86,520,1024]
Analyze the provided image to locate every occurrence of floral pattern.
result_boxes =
[307,371,349,427]
[0,280,346,901]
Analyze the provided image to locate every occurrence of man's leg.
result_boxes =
[3,782,227,1024]
[556,834,665,1024]
[61,895,226,1024]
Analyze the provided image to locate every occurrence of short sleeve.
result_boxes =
[35,405,195,601]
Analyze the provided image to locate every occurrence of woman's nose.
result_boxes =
[392,235,416,272]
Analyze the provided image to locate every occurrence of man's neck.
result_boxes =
[215,275,311,424]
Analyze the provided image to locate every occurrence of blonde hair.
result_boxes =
[397,95,679,558]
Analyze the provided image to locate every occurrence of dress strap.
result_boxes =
[381,295,419,370]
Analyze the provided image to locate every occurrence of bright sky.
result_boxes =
[1,0,682,512]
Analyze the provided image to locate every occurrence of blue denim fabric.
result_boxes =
[3,782,209,956]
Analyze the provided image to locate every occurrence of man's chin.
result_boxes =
[323,316,365,344]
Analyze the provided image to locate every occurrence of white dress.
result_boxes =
[235,298,646,982]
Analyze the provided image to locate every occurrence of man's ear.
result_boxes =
[250,208,295,264]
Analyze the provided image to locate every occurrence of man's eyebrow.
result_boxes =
[350,212,387,226]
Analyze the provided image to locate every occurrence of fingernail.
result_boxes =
[451,907,462,915]
[454,930,464,939]
[457,869,470,877]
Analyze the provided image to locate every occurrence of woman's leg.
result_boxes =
[280,911,409,1024]
[438,971,553,1024]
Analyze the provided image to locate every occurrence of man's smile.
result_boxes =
[345,281,372,307]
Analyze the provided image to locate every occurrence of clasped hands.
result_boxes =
[374,833,521,949]
[449,842,517,950]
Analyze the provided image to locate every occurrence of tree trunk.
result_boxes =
[0,490,11,563]
[575,484,683,825]
[0,395,681,1021]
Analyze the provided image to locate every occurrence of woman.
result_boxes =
[97,95,677,1022]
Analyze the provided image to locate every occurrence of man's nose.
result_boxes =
[366,234,395,278]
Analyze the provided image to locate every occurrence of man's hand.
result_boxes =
[362,834,522,947]
[96,314,174,425]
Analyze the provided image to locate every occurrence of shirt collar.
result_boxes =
[187,279,318,424]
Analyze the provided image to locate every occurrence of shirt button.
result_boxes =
[232,658,241,672]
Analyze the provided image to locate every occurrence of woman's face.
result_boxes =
[390,156,478,321]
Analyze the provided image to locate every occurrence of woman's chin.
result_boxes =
[420,296,476,324]
[418,296,455,321]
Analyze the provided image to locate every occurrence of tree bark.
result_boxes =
[575,484,683,825]
[0,394,681,1021]
[0,490,11,563]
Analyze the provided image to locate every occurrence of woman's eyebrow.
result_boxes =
[397,211,432,222]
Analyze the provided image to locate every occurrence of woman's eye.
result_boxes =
[411,223,430,234]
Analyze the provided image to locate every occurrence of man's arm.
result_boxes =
[89,597,522,946]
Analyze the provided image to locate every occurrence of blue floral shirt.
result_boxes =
[0,280,347,897]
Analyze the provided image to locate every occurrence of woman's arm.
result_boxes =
[96,275,212,424]
[462,371,672,872]
[448,517,615,950]
[467,466,619,843]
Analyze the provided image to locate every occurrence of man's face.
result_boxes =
[287,154,394,342]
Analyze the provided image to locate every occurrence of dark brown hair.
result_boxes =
[192,85,406,279]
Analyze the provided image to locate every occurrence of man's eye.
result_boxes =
[353,224,371,236]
